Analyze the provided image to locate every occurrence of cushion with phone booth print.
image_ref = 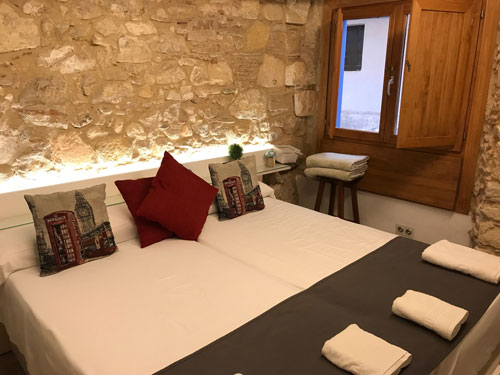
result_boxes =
[209,155,265,221]
[25,184,117,276]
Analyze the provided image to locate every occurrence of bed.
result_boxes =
[0,167,499,375]
[0,204,299,375]
[200,197,500,375]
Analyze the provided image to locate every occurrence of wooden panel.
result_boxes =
[397,0,476,148]
[317,2,334,150]
[327,9,344,138]
[321,139,462,209]
[329,0,402,7]
[456,0,500,214]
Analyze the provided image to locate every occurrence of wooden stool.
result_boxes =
[314,177,361,223]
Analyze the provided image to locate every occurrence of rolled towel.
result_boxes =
[307,152,369,171]
[304,167,366,182]
[322,324,412,375]
[392,290,468,340]
[422,240,500,284]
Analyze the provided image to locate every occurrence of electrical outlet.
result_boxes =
[395,224,414,239]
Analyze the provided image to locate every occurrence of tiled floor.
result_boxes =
[0,351,25,375]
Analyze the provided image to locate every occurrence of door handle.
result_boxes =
[387,75,395,96]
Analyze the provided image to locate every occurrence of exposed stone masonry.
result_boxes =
[471,19,500,254]
[0,0,321,197]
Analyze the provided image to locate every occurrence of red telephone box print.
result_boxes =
[44,211,83,271]
[223,176,246,218]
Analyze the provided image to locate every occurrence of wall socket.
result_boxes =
[395,224,414,239]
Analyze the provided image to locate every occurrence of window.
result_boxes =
[337,17,390,134]
[327,0,479,149]
[344,25,364,71]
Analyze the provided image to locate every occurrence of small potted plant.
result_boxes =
[228,144,243,161]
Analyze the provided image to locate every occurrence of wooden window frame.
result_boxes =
[317,0,500,214]
[327,3,405,143]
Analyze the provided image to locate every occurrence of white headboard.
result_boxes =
[0,147,273,230]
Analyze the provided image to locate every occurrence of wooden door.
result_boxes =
[396,0,481,149]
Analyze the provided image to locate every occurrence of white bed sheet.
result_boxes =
[0,238,299,375]
[199,197,396,289]
[199,198,500,375]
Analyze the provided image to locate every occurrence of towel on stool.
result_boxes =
[305,167,366,182]
[307,152,369,171]
[422,240,500,284]
[392,290,469,340]
[322,324,412,375]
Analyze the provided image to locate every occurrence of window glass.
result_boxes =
[336,17,390,133]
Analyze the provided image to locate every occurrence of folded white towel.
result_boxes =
[392,290,468,340]
[322,324,412,375]
[304,167,366,182]
[422,240,500,284]
[306,152,369,171]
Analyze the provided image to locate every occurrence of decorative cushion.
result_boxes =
[137,152,218,241]
[115,178,173,248]
[209,155,265,220]
[24,184,117,276]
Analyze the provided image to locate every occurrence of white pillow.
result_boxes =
[0,224,39,285]
[259,180,276,199]
[208,181,275,214]
[107,203,139,244]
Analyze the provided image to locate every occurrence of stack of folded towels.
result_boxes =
[321,239,500,374]
[304,152,369,181]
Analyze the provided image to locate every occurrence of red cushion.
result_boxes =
[137,152,218,241]
[115,178,174,248]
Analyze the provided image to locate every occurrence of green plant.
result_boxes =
[228,144,243,160]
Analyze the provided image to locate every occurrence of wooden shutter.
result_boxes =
[327,8,344,138]
[397,0,479,149]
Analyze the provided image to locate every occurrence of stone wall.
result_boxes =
[0,0,322,200]
[471,20,500,254]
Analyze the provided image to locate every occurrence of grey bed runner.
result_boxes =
[155,237,500,375]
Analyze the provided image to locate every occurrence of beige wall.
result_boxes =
[0,0,321,200]
[471,19,500,254]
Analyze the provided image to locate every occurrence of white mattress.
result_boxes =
[199,197,396,289]
[0,238,299,375]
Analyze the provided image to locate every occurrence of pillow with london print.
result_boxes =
[209,155,265,220]
[24,184,117,276]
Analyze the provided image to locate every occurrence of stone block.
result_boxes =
[0,3,40,53]
[263,4,284,22]
[229,89,267,120]
[117,36,152,63]
[246,21,271,51]
[294,90,315,117]
[286,0,310,25]
[50,133,95,164]
[257,54,285,88]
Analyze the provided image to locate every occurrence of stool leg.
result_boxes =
[328,182,336,216]
[351,184,360,224]
[314,179,325,212]
[337,182,344,219]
